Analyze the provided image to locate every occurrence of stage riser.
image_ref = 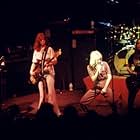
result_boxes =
[83,75,140,111]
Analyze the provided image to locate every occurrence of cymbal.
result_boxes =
[118,39,128,44]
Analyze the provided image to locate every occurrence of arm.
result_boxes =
[48,57,58,66]
[101,62,112,94]
[126,54,137,75]
[30,63,36,75]
[87,65,100,82]
[126,64,137,75]
[29,50,38,75]
[47,47,58,66]
[101,73,112,93]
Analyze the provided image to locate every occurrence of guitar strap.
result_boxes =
[41,47,48,76]
[41,48,48,101]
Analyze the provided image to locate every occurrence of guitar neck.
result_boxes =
[46,57,55,64]
[46,50,61,64]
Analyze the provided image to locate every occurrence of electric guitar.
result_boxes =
[30,49,62,84]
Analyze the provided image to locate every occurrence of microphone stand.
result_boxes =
[111,73,117,114]
[109,39,117,114]
[105,28,117,114]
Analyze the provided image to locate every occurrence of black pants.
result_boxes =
[126,75,140,113]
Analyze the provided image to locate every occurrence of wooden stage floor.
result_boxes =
[1,89,128,117]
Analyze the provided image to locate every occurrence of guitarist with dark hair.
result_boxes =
[126,38,140,113]
[29,32,62,117]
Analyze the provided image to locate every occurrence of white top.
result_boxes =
[32,46,56,76]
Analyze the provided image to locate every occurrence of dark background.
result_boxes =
[1,0,140,99]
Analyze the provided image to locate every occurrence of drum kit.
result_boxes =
[109,24,140,75]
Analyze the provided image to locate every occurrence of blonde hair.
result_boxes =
[89,50,103,66]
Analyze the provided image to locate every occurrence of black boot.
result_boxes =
[80,104,89,112]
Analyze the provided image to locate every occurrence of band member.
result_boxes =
[80,50,113,111]
[126,38,140,113]
[29,32,61,116]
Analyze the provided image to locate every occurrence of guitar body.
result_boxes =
[30,65,42,84]
[30,66,50,84]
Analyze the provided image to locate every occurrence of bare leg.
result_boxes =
[38,81,45,110]
[46,75,61,116]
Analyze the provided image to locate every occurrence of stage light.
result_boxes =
[106,0,119,4]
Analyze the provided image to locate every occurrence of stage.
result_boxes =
[1,75,140,118]
[1,91,113,117]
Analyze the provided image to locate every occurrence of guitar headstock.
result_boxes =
[55,49,62,58]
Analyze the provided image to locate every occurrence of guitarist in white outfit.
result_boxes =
[29,32,61,116]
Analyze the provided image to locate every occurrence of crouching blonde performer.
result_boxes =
[80,50,113,111]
